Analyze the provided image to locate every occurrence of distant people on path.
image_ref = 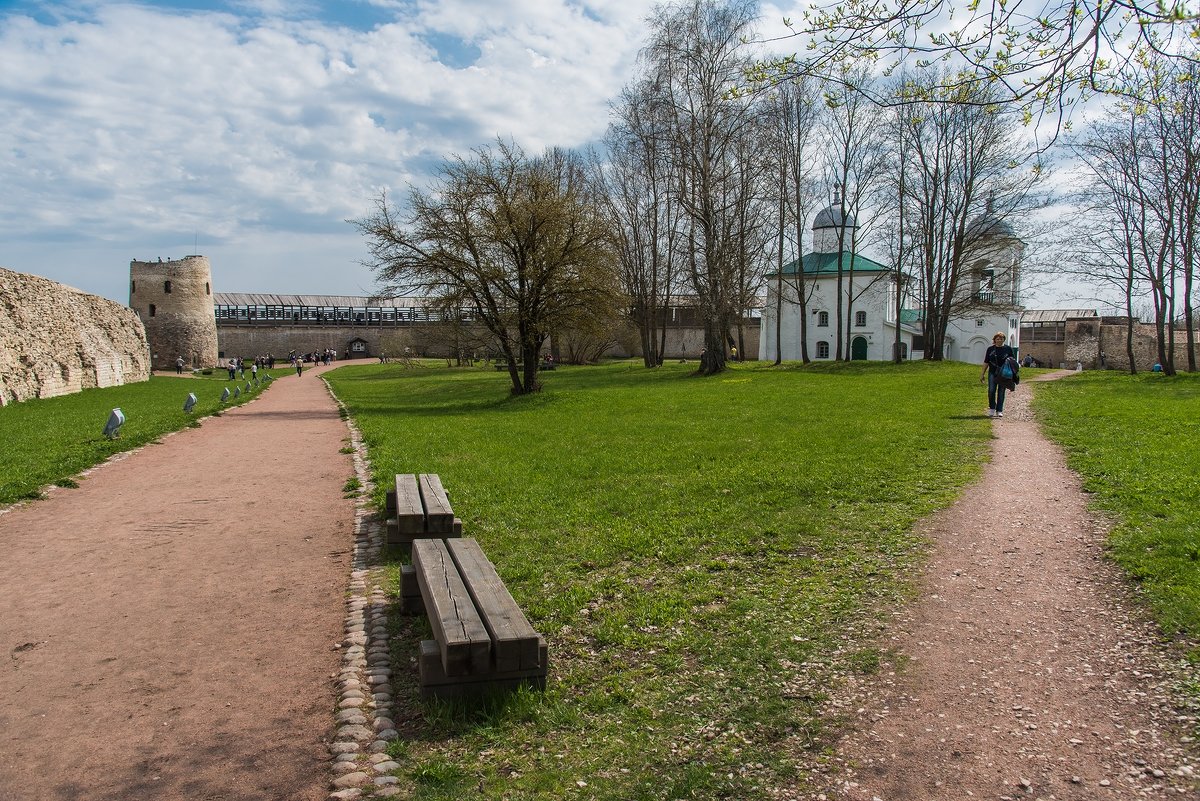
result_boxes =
[251,362,258,380]
[980,332,1017,418]
[227,358,237,380]
[296,359,303,377]
[175,357,184,375]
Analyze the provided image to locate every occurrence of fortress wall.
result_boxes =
[0,267,150,406]
[1058,319,1197,370]
[217,325,386,359]
[217,321,763,362]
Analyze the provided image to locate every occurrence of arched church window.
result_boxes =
[817,341,830,359]
[818,311,829,328]
[855,311,866,327]
[164,280,172,294]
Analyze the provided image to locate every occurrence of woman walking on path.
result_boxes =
[980,332,1016,418]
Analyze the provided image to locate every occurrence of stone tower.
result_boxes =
[129,255,219,370]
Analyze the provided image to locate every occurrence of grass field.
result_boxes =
[1035,371,1200,657]
[326,360,992,800]
[0,370,289,505]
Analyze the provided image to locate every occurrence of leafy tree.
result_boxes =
[757,0,1199,127]
[353,141,619,394]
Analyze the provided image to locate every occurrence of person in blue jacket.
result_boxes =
[980,332,1017,418]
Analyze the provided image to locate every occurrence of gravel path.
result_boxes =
[0,365,359,801]
[806,372,1198,800]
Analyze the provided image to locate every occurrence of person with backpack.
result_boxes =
[980,332,1017,418]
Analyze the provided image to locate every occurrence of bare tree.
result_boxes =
[820,67,892,360]
[1065,115,1147,372]
[728,116,777,360]
[762,76,823,363]
[893,71,1040,360]
[352,141,619,394]
[643,0,763,375]
[603,82,684,368]
[1068,53,1200,376]
[877,97,920,363]
[1154,59,1200,371]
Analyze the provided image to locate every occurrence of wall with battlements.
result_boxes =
[0,267,150,406]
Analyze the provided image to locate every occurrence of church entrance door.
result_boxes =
[851,336,868,360]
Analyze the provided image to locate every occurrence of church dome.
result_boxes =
[813,203,856,231]
[967,196,1018,239]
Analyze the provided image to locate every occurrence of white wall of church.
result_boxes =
[942,313,1021,364]
[759,273,912,362]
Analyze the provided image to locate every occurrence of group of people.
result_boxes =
[286,348,338,376]
[289,349,337,366]
[225,357,265,381]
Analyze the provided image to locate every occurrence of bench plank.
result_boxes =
[419,473,455,534]
[395,474,425,535]
[412,539,490,676]
[418,639,547,699]
[448,538,541,672]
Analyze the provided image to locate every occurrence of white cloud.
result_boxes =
[0,1,653,301]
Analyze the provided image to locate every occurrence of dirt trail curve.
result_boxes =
[811,371,1198,800]
[0,364,360,801]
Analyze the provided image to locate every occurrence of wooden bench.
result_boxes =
[384,473,462,547]
[403,537,547,699]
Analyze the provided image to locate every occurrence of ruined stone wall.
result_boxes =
[1097,322,1196,371]
[0,267,150,406]
[130,256,219,370]
[1059,318,1198,370]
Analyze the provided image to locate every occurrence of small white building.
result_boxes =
[759,198,1023,363]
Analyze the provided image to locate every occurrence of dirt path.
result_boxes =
[0,364,359,801]
[810,371,1198,800]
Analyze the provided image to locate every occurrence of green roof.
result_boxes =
[900,309,922,324]
[770,251,892,277]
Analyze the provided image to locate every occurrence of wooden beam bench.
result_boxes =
[403,537,547,699]
[384,473,462,547]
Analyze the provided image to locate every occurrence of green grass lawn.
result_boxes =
[326,359,992,800]
[1035,371,1200,654]
[0,370,287,505]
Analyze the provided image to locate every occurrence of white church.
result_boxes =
[758,198,1024,364]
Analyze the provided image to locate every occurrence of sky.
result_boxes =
[0,0,677,302]
[1,0,1086,308]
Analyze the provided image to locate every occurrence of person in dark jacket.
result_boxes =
[980,332,1017,418]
